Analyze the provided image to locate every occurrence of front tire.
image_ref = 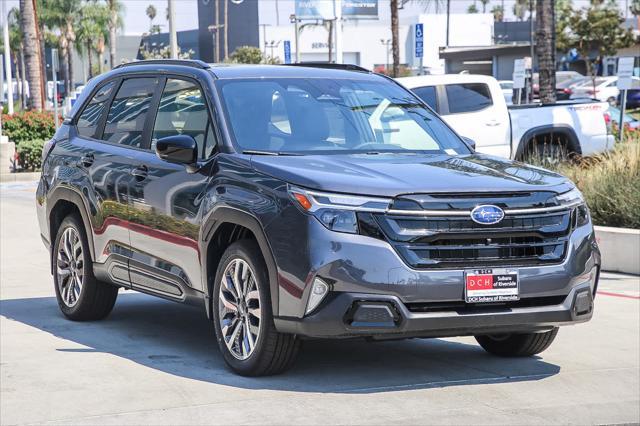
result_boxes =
[212,240,300,376]
[475,328,559,357]
[53,214,118,321]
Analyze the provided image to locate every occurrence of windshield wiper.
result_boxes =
[243,149,302,156]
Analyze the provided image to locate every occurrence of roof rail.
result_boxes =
[282,62,370,73]
[114,59,210,70]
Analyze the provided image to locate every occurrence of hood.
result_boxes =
[250,153,572,197]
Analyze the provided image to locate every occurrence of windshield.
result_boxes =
[217,77,470,155]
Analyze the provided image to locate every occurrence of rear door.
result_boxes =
[126,76,216,298]
[440,82,511,158]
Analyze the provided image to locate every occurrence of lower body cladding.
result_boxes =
[270,216,600,339]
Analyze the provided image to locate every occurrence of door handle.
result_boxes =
[130,165,148,181]
[80,154,94,167]
[485,120,501,127]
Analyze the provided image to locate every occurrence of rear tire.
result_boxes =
[475,328,559,357]
[53,214,118,321]
[212,239,300,376]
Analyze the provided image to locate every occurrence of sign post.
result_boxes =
[415,23,424,75]
[616,57,634,143]
[51,48,59,128]
[513,59,526,105]
[283,40,292,64]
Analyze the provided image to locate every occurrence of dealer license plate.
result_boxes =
[465,269,519,303]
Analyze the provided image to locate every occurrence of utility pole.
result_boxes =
[259,24,270,58]
[290,15,300,63]
[380,39,391,74]
[446,0,451,47]
[334,0,343,64]
[168,0,178,58]
[3,0,14,114]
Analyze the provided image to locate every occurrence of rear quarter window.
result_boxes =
[445,83,493,114]
[411,86,438,111]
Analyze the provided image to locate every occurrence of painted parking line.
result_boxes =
[598,291,640,300]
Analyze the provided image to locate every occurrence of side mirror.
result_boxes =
[155,135,198,165]
[462,136,476,152]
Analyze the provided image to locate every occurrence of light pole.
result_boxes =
[2,0,14,114]
[168,0,178,58]
[380,39,392,74]
[290,14,300,63]
[259,24,271,58]
[265,40,281,62]
[208,24,224,62]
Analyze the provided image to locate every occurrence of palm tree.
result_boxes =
[390,0,400,77]
[480,0,490,12]
[513,0,528,20]
[146,4,157,31]
[107,0,124,69]
[8,7,28,109]
[20,0,43,110]
[535,0,556,104]
[492,5,505,21]
[468,3,479,13]
[75,2,109,78]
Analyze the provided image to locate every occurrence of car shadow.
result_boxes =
[0,292,561,394]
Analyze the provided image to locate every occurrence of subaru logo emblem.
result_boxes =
[470,205,505,225]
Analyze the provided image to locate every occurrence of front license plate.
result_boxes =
[465,269,519,303]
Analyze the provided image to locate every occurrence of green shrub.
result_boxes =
[528,137,640,229]
[1,111,57,145]
[16,139,45,171]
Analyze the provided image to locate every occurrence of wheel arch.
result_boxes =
[515,125,582,160]
[201,207,279,320]
[47,186,96,274]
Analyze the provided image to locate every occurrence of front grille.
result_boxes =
[369,194,574,269]
[405,295,567,313]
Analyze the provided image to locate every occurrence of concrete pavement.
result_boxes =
[1,181,639,425]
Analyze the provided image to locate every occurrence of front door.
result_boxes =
[126,77,216,298]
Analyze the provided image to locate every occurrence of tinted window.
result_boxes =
[218,78,469,155]
[152,79,216,159]
[103,77,159,148]
[76,81,116,139]
[412,86,438,111]
[445,83,492,114]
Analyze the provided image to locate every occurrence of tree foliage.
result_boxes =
[467,3,479,13]
[228,46,263,64]
[556,0,635,77]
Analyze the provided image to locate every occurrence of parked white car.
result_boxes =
[397,74,614,159]
[498,80,514,104]
[570,76,640,104]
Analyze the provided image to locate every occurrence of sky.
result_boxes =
[3,0,637,36]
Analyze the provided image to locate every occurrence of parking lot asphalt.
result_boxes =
[1,181,639,425]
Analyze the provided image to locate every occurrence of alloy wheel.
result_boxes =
[218,258,262,360]
[56,227,84,308]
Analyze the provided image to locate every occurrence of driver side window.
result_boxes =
[152,79,217,159]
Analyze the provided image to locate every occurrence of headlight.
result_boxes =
[289,187,390,234]
[556,188,584,207]
[557,188,590,226]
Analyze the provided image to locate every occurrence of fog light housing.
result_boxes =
[305,278,329,315]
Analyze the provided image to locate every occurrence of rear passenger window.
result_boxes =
[102,77,159,148]
[445,83,492,114]
[76,81,116,139]
[152,79,216,159]
[412,86,438,111]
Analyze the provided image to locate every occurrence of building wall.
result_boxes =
[261,14,493,74]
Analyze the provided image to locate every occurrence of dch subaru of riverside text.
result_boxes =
[36,60,600,376]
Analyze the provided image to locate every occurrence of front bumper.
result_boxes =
[266,207,600,338]
[274,282,594,339]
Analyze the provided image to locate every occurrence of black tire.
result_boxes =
[212,239,300,376]
[53,214,118,321]
[475,327,559,357]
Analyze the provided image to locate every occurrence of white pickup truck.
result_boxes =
[397,74,614,159]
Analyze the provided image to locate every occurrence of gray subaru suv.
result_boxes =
[36,60,599,376]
